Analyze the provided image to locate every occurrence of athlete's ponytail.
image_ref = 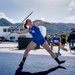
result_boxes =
[24,20,28,29]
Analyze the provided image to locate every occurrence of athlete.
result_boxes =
[12,19,65,67]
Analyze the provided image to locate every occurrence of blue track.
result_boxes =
[0,52,75,75]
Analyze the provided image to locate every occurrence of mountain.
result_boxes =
[54,23,75,34]
[33,20,75,35]
[0,18,22,27]
[0,18,13,26]
[0,18,75,35]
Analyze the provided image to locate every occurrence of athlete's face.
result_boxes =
[55,34,58,38]
[71,29,74,32]
[27,19,32,27]
[62,32,65,35]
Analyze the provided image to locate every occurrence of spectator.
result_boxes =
[69,28,75,47]
[45,35,47,40]
[51,33,61,54]
[47,35,51,45]
[61,31,66,48]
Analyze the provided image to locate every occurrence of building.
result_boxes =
[0,26,46,41]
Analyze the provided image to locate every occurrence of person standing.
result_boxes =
[61,31,66,48]
[69,28,75,48]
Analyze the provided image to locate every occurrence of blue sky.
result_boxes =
[0,0,75,23]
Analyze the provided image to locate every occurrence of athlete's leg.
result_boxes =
[23,41,37,57]
[42,42,56,58]
[19,41,37,66]
[42,42,65,65]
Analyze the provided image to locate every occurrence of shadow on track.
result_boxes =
[15,65,66,75]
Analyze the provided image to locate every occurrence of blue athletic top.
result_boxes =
[28,25,44,41]
[51,37,60,43]
[28,25,46,45]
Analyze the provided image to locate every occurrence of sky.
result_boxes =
[0,0,75,23]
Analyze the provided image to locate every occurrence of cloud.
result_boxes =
[0,12,15,23]
[68,0,75,11]
[40,17,46,21]
[64,15,75,23]
[68,8,72,11]
[69,0,75,7]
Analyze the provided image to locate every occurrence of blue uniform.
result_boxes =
[29,25,46,45]
[51,37,60,43]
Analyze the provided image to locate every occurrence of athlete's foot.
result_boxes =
[59,60,65,65]
[19,61,24,67]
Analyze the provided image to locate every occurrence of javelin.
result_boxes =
[0,12,33,44]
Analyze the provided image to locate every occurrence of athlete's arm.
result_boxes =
[34,21,55,26]
[34,21,50,26]
[11,29,29,34]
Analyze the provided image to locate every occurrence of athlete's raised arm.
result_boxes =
[34,21,55,26]
[11,29,29,34]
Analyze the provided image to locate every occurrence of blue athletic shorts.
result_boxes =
[33,38,46,46]
[71,40,75,43]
